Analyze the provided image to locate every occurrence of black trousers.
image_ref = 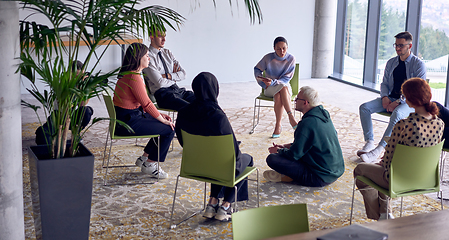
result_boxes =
[35,106,94,145]
[114,106,175,162]
[154,84,195,111]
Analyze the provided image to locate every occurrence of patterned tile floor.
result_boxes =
[21,79,449,239]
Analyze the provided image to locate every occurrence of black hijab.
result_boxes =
[176,72,238,147]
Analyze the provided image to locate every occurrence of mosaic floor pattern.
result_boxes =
[22,104,447,239]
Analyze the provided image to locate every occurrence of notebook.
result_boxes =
[317,224,388,240]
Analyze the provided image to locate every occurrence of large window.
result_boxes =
[376,0,407,84]
[334,0,449,105]
[419,0,449,104]
[343,0,368,84]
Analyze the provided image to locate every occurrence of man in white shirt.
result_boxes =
[142,31,195,111]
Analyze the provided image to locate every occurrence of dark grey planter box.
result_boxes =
[28,143,94,240]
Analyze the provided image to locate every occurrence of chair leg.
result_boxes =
[256,169,260,208]
[170,175,181,229]
[203,182,207,210]
[169,178,208,228]
[103,135,114,186]
[155,136,160,182]
[350,178,356,225]
[438,151,446,199]
[249,98,260,134]
[102,130,111,167]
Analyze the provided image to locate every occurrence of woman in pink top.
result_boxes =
[113,43,175,179]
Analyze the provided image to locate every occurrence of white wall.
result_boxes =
[145,0,315,85]
[19,0,315,93]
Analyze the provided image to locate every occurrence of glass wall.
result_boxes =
[419,0,449,104]
[342,0,368,84]
[334,0,449,105]
[376,0,407,84]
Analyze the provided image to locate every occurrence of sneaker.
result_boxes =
[141,161,168,179]
[215,205,233,221]
[135,156,146,167]
[203,204,219,219]
[263,170,283,182]
[356,140,375,156]
[360,146,384,163]
[378,213,394,221]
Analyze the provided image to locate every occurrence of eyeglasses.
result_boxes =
[295,98,307,102]
[393,43,410,49]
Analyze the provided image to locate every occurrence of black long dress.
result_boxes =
[175,72,253,202]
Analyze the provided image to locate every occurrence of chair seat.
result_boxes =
[256,94,296,102]
[112,133,159,140]
[181,166,257,188]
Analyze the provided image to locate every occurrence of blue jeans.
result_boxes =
[359,97,414,147]
[266,153,329,187]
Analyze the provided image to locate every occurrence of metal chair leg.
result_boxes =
[350,178,356,225]
[249,98,260,134]
[170,175,181,229]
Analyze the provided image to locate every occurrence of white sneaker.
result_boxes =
[263,170,283,182]
[357,140,376,156]
[203,204,219,219]
[141,161,168,179]
[215,205,233,221]
[135,156,146,167]
[378,213,394,221]
[360,146,384,163]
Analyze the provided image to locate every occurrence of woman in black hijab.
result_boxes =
[175,72,253,222]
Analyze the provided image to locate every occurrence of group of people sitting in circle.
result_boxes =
[35,29,449,223]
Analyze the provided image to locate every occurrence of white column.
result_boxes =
[0,2,25,239]
[312,0,338,78]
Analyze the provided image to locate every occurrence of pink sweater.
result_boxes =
[113,73,160,119]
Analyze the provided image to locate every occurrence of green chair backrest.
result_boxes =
[180,130,236,187]
[390,141,444,198]
[232,203,309,240]
[291,63,300,96]
[103,94,117,137]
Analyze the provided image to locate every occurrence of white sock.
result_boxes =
[222,205,230,210]
[140,155,148,161]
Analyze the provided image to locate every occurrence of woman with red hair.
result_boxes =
[353,77,444,220]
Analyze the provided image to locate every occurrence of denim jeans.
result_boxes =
[359,97,414,147]
[266,153,329,187]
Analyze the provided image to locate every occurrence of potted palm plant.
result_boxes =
[18,0,184,239]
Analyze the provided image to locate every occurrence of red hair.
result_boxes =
[401,78,439,116]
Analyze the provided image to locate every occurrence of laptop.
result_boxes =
[317,224,388,240]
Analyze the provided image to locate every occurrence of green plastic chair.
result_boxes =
[232,203,309,240]
[350,141,445,224]
[102,94,160,185]
[169,130,259,228]
[249,63,300,134]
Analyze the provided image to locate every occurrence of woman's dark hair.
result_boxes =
[273,36,288,47]
[71,60,84,72]
[120,43,149,73]
[401,77,439,116]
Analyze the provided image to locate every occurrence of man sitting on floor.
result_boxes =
[263,86,345,187]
